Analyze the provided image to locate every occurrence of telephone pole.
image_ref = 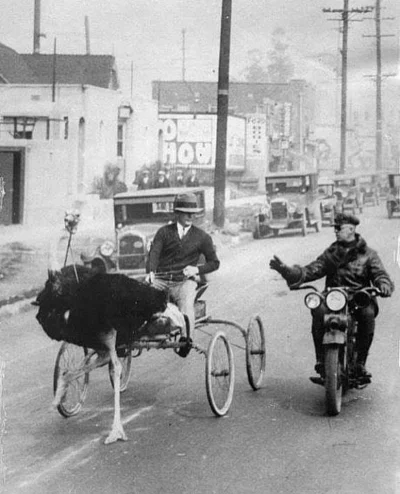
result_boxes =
[323,2,374,174]
[182,29,186,81]
[213,0,232,228]
[363,0,395,172]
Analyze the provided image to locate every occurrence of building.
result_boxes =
[0,43,135,226]
[152,79,317,187]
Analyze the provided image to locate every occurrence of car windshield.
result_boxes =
[266,177,310,195]
[335,179,355,187]
[391,176,400,187]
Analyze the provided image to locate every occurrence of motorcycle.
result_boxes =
[294,284,381,416]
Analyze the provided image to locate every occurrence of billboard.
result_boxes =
[160,114,245,170]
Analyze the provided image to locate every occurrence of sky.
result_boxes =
[1,0,399,100]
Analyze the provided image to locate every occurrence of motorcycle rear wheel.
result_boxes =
[325,346,343,416]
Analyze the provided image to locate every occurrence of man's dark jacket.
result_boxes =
[287,234,394,295]
[148,223,219,276]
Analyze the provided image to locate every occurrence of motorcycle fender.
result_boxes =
[323,330,345,345]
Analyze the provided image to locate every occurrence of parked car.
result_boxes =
[253,171,322,238]
[386,173,400,219]
[333,174,363,214]
[358,174,380,206]
[81,187,206,279]
[317,177,337,225]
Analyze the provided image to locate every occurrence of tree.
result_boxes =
[243,49,269,83]
[266,28,294,83]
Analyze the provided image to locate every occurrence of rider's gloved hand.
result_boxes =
[145,272,155,285]
[183,265,199,278]
[269,255,290,277]
[378,283,391,297]
[269,255,301,285]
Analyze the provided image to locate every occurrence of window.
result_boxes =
[3,117,36,139]
[117,123,124,157]
[64,117,69,139]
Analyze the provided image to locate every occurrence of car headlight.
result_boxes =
[325,289,347,311]
[304,292,322,310]
[100,240,115,257]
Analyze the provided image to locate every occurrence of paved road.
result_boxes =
[1,204,400,494]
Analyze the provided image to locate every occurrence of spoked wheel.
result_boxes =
[53,342,90,418]
[205,331,235,416]
[324,346,343,416]
[109,351,132,393]
[246,316,266,390]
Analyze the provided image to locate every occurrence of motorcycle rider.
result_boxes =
[269,213,394,381]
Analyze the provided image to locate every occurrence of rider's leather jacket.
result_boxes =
[286,234,394,295]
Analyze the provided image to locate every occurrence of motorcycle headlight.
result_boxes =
[100,240,115,257]
[304,292,322,310]
[325,289,347,311]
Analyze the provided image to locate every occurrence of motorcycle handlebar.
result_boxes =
[292,285,382,297]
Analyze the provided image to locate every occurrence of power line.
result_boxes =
[323,2,374,174]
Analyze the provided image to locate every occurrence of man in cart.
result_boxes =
[146,192,220,338]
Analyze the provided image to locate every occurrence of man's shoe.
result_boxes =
[314,361,325,377]
[356,363,372,379]
[309,376,325,386]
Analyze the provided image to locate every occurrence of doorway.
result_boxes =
[0,150,24,225]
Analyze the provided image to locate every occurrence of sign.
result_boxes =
[160,114,245,170]
[162,118,212,166]
[246,115,267,159]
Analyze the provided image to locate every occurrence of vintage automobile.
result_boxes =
[253,171,322,238]
[357,174,380,206]
[333,174,363,215]
[386,173,400,219]
[81,187,206,279]
[317,177,337,225]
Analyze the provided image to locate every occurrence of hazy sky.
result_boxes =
[1,0,399,99]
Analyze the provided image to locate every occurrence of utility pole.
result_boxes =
[33,0,45,54]
[323,2,374,175]
[85,16,91,55]
[363,0,395,172]
[213,0,232,228]
[182,29,186,81]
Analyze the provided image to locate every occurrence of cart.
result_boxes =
[53,213,266,419]
[53,285,266,418]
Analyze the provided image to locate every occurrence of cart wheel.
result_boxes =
[205,331,235,417]
[109,352,132,393]
[53,342,90,417]
[246,316,266,390]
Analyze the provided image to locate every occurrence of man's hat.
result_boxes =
[142,168,150,175]
[334,213,360,227]
[158,169,165,175]
[174,192,203,213]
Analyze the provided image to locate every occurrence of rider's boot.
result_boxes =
[357,334,373,380]
[310,347,325,386]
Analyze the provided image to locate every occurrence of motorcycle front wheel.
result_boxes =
[324,346,343,416]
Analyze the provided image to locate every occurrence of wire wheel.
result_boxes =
[53,342,90,418]
[246,316,266,390]
[205,331,235,416]
[109,352,132,393]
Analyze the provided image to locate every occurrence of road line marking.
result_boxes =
[16,405,153,489]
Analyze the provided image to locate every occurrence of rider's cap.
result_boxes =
[334,213,360,227]
[174,192,203,213]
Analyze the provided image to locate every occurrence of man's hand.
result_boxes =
[183,265,199,278]
[145,272,155,285]
[379,284,391,297]
[269,255,288,276]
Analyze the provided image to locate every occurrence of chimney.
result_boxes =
[33,0,41,54]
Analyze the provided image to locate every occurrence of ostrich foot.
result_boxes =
[104,424,128,444]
